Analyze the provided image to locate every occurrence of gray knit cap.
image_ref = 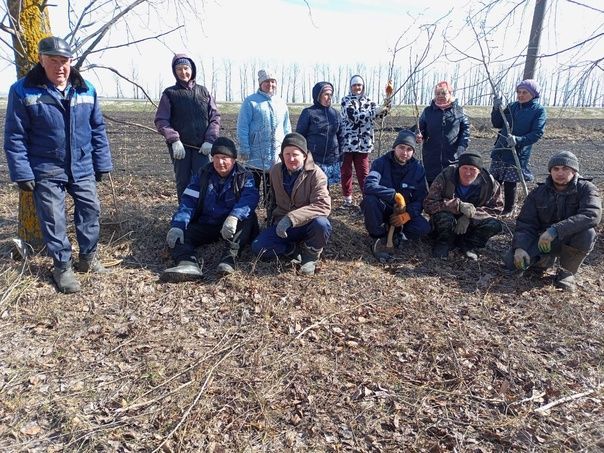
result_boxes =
[548,151,579,172]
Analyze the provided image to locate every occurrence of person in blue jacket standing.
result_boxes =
[237,69,291,202]
[161,138,260,281]
[490,79,547,215]
[3,37,113,294]
[416,81,470,186]
[296,81,343,186]
[362,130,431,261]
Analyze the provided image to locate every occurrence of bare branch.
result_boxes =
[84,63,157,107]
[86,26,183,54]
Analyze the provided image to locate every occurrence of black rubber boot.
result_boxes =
[161,260,203,282]
[501,182,517,216]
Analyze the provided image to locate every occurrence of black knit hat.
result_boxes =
[392,129,416,152]
[458,151,483,169]
[281,132,308,155]
[548,151,579,172]
[211,137,238,159]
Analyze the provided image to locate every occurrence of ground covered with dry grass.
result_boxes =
[0,107,603,451]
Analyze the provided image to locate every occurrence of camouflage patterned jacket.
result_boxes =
[423,165,503,220]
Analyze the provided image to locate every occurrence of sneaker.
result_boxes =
[432,242,450,259]
[216,256,235,275]
[338,198,355,210]
[372,238,393,263]
[554,269,576,292]
[160,260,203,282]
[52,264,82,294]
[76,254,108,273]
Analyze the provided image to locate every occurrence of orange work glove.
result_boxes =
[390,212,411,227]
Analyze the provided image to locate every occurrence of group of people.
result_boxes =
[3,38,601,295]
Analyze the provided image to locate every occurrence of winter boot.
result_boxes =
[76,253,108,273]
[554,270,576,292]
[160,260,203,282]
[299,244,322,276]
[501,182,517,217]
[554,244,587,292]
[217,241,239,275]
[432,242,451,259]
[283,243,301,265]
[52,261,82,294]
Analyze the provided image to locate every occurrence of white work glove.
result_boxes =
[276,217,292,239]
[166,227,184,248]
[458,201,476,218]
[171,140,185,160]
[506,135,517,148]
[221,215,238,240]
[200,141,213,156]
[513,248,530,270]
[454,215,470,235]
[493,93,503,109]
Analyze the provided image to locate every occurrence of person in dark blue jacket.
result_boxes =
[3,37,113,294]
[295,81,343,186]
[490,79,547,215]
[362,130,431,261]
[161,138,260,281]
[416,81,470,185]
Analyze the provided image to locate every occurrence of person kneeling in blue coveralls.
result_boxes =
[362,129,431,262]
[252,132,332,276]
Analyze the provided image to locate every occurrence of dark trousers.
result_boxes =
[503,228,597,272]
[249,168,271,207]
[361,194,431,240]
[171,144,209,203]
[34,175,100,266]
[172,212,259,263]
[431,211,503,249]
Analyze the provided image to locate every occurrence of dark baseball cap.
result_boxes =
[38,36,73,58]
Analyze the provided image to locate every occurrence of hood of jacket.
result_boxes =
[312,81,334,106]
[348,74,365,97]
[171,53,197,85]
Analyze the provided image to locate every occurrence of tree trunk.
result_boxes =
[8,0,51,249]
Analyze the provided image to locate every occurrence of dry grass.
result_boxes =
[0,111,603,451]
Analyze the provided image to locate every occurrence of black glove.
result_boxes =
[17,180,35,191]
[95,172,107,182]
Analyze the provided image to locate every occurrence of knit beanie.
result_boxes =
[548,151,579,173]
[516,79,540,99]
[258,69,276,85]
[458,151,483,169]
[281,132,308,155]
[392,130,416,152]
[211,137,238,159]
[173,57,192,68]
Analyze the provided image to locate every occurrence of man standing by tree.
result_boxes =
[4,36,113,294]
